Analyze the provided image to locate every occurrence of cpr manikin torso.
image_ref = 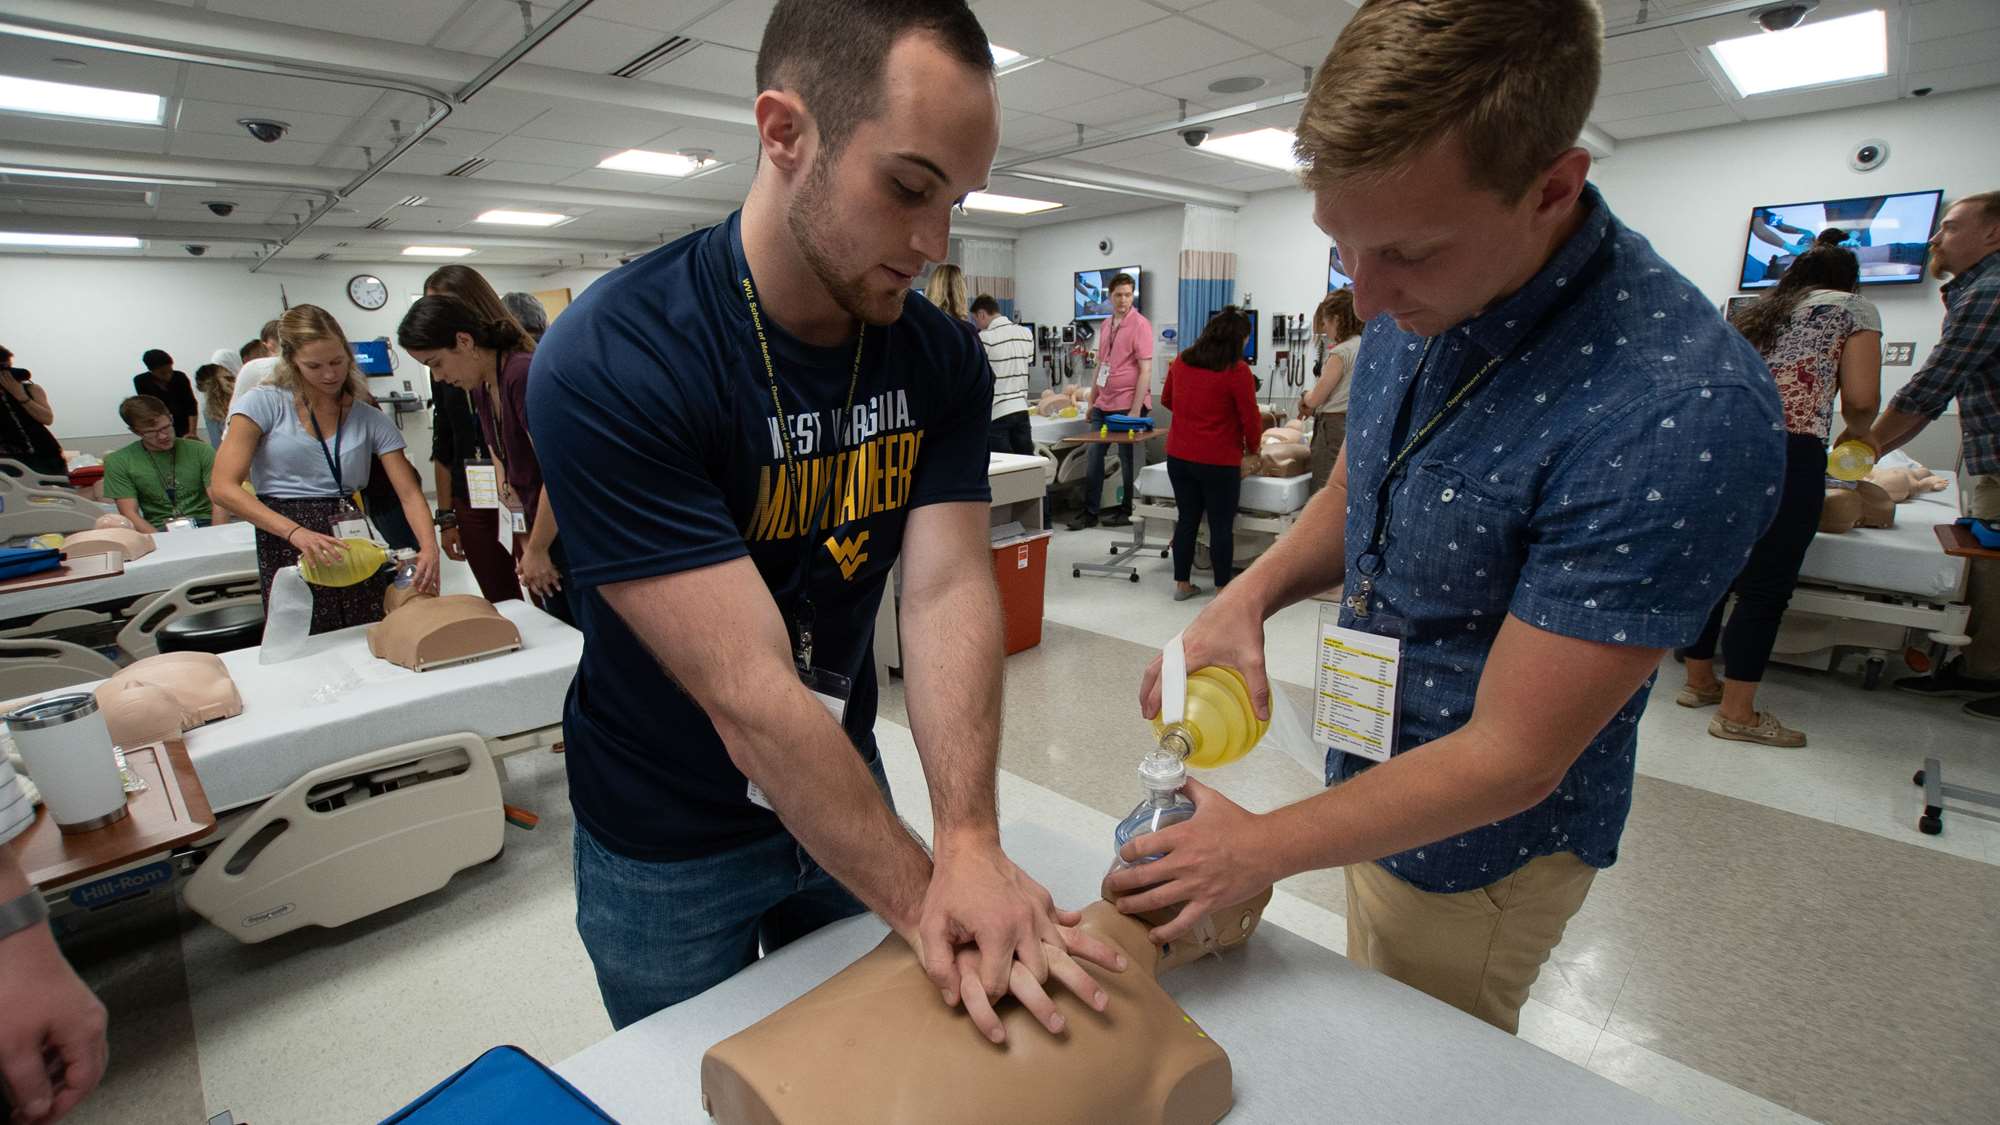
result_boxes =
[366,593,522,671]
[94,652,242,747]
[1819,480,1896,533]
[94,513,136,530]
[699,890,1272,1125]
[61,527,155,561]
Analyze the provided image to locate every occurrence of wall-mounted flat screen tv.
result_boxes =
[1739,189,1941,289]
[1074,266,1141,321]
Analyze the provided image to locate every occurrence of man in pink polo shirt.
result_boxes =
[1069,272,1154,529]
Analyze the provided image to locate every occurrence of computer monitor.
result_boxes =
[351,339,393,375]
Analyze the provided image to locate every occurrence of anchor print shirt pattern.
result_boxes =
[1335,186,1784,893]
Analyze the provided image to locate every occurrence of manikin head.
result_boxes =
[969,293,1000,332]
[119,395,177,453]
[749,0,1000,329]
[1296,0,1602,337]
[270,304,367,405]
[1929,192,2000,280]
[397,295,535,389]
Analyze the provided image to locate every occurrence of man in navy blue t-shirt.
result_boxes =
[1106,0,1784,1037]
[529,0,1120,1036]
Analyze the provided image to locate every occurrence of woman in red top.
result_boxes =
[1160,307,1261,600]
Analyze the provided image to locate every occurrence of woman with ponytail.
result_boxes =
[398,294,574,624]
[1679,230,1883,747]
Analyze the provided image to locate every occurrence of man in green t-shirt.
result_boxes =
[102,395,225,532]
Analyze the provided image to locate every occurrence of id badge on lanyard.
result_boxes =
[464,459,502,510]
[1312,602,1403,763]
[745,649,853,813]
[331,495,370,542]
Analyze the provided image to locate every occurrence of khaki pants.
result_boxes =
[1965,473,2000,679]
[1345,852,1597,1034]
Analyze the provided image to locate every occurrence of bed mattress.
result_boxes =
[1137,462,1311,514]
[1029,415,1089,446]
[184,600,580,812]
[1796,478,1967,600]
[6,521,258,620]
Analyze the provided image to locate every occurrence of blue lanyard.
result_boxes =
[306,399,347,495]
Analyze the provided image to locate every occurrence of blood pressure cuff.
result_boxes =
[0,547,61,580]
[1960,517,2000,550]
[381,1045,619,1124]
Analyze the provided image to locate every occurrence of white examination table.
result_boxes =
[557,821,1686,1125]
[1,521,263,659]
[1132,461,1313,571]
[1769,477,1972,685]
[21,600,581,941]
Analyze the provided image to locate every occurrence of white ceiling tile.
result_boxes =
[442,92,553,136]
[1600,104,1741,140]
[1907,0,2000,42]
[165,130,346,165]
[465,161,577,185]
[513,105,688,148]
[1055,18,1259,86]
[1601,26,1686,64]
[1906,27,2000,72]
[177,69,383,117]
[1592,81,1725,122]
[1732,76,1905,120]
[1273,34,1339,69]
[479,134,620,168]
[997,63,1127,115]
[646,43,759,100]
[0,40,183,93]
[1062,88,1181,128]
[637,125,762,163]
[1001,112,1080,149]
[972,0,1167,60]
[0,116,170,155]
[565,0,722,35]
[205,0,462,43]
[1599,51,1711,96]
[680,0,778,52]
[171,100,358,145]
[1183,0,1353,52]
[1146,55,1312,110]
[519,17,679,74]
[1903,56,2000,94]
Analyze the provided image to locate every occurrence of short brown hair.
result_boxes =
[1107,273,1135,293]
[119,394,170,429]
[1294,0,1603,201]
[757,0,992,154]
[1949,191,2000,225]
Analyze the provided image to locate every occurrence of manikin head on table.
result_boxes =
[700,890,1273,1125]
[95,652,242,747]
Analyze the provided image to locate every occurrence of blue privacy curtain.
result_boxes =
[960,237,1017,318]
[1177,205,1238,352]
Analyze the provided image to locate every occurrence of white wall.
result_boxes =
[1012,204,1184,338]
[1227,86,2000,415]
[0,256,557,447]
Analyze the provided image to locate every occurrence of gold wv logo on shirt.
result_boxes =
[824,531,871,580]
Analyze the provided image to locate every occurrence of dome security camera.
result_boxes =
[1753,2,1817,33]
[237,118,290,143]
[1097,237,1115,256]
[1181,127,1212,147]
[184,244,208,256]
[1849,139,1889,173]
[204,200,237,217]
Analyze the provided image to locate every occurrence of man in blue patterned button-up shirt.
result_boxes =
[1106,0,1785,1035]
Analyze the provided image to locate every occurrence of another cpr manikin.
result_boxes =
[1258,443,1310,477]
[1866,464,1951,503]
[94,652,242,747]
[700,890,1273,1125]
[93,513,136,531]
[61,527,155,562]
[1819,480,1897,534]
[366,594,522,671]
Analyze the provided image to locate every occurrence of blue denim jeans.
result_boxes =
[1083,406,1142,515]
[571,754,889,1029]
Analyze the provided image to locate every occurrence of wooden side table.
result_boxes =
[11,739,216,912]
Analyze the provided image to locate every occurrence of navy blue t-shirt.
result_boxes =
[529,213,993,860]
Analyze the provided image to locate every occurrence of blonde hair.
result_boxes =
[1950,190,2000,225]
[924,263,969,320]
[1294,0,1603,201]
[1314,289,1364,343]
[268,304,369,401]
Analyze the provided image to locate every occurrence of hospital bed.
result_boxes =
[1768,478,1971,686]
[0,521,261,658]
[1132,461,1313,571]
[13,600,580,941]
[0,459,111,539]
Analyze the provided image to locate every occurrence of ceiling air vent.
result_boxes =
[396,195,429,208]
[443,157,491,178]
[364,216,393,230]
[313,252,333,260]
[612,36,699,80]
